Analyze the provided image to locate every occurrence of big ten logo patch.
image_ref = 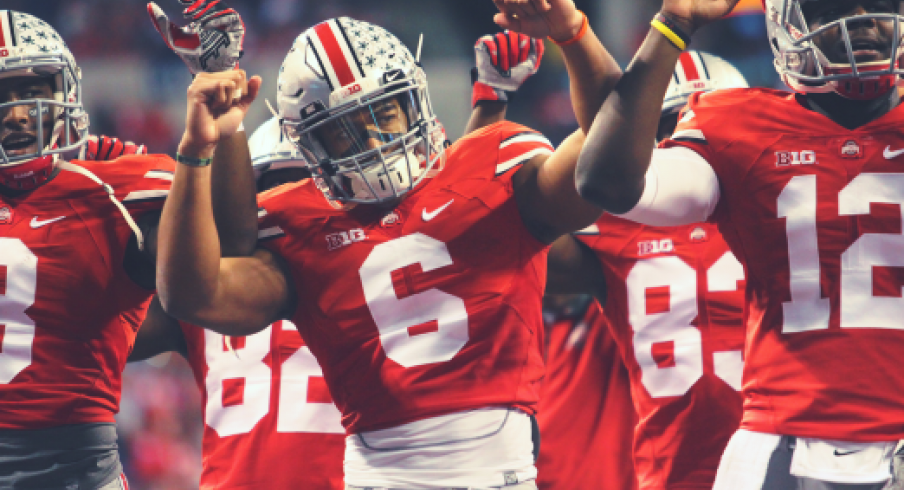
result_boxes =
[326,229,366,251]
[775,150,817,167]
[638,238,674,256]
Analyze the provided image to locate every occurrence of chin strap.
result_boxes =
[57,161,145,251]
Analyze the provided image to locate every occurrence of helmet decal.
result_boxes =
[662,51,749,115]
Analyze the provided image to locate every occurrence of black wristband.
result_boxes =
[175,153,213,167]
[654,12,692,50]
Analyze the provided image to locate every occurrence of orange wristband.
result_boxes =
[551,11,588,47]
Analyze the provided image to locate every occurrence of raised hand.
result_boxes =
[180,70,260,157]
[660,0,742,33]
[147,0,245,74]
[472,30,544,106]
[492,0,583,44]
[83,135,147,161]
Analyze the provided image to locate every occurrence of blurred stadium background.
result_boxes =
[4,0,776,488]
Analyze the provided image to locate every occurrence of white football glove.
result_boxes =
[472,31,544,107]
[147,0,244,74]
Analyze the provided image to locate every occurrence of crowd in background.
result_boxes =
[3,0,779,487]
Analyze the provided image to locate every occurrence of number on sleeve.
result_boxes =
[0,238,37,384]
[359,233,469,368]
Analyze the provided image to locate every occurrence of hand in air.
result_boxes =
[180,70,261,157]
[472,31,544,106]
[660,0,742,33]
[83,135,147,161]
[147,0,245,74]
[492,0,583,44]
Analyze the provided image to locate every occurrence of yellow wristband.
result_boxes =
[651,18,687,51]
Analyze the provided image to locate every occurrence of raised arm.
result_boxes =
[156,70,292,335]
[494,0,621,242]
[575,0,739,213]
[464,30,544,135]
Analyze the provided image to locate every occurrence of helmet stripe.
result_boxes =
[0,11,10,49]
[678,51,700,82]
[312,21,356,88]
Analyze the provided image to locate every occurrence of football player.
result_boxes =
[464,30,639,490]
[576,0,904,488]
[536,295,638,490]
[129,120,346,489]
[0,3,248,487]
[155,0,624,487]
[0,11,172,489]
[548,51,749,489]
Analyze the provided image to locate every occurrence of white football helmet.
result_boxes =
[765,0,904,100]
[277,17,445,204]
[662,51,749,115]
[0,11,89,189]
[249,116,308,183]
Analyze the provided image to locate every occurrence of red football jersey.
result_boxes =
[663,87,904,441]
[0,156,173,429]
[258,121,554,434]
[536,301,637,490]
[181,320,345,489]
[577,217,745,489]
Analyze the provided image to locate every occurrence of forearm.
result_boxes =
[464,101,507,135]
[212,130,257,256]
[559,22,622,133]
[575,26,683,213]
[157,156,223,319]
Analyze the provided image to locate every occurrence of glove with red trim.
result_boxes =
[147,0,244,74]
[471,30,544,108]
[82,135,147,161]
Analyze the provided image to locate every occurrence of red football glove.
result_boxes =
[147,0,245,74]
[472,31,544,107]
[82,135,147,161]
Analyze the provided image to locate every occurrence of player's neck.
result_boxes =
[0,166,62,197]
[804,90,901,130]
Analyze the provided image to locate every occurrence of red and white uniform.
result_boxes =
[577,217,745,489]
[257,121,553,434]
[650,87,904,441]
[180,320,345,489]
[536,301,637,490]
[0,156,173,429]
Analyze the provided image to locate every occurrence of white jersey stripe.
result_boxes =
[144,170,174,181]
[671,129,707,142]
[258,226,285,239]
[258,208,268,218]
[500,133,552,149]
[495,147,552,175]
[123,189,169,202]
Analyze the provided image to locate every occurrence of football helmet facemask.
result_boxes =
[0,11,89,190]
[765,0,904,100]
[277,17,445,205]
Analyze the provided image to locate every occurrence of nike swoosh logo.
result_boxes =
[422,199,454,222]
[30,216,66,228]
[884,146,904,159]
[833,448,863,456]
